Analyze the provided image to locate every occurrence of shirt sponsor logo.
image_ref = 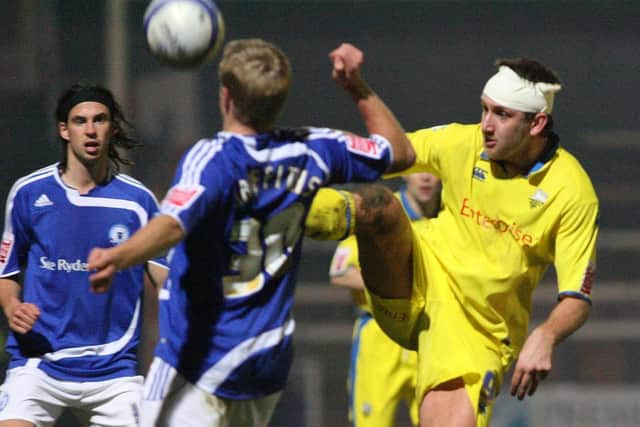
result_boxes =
[164,186,203,208]
[529,189,548,208]
[34,193,53,207]
[473,167,487,181]
[40,257,89,272]
[460,197,534,246]
[346,135,382,159]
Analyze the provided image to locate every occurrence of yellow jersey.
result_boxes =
[394,123,598,351]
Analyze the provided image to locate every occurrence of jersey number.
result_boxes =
[223,203,305,298]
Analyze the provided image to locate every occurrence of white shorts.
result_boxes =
[142,357,281,427]
[0,365,143,427]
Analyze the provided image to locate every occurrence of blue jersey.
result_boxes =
[0,164,167,382]
[156,128,391,399]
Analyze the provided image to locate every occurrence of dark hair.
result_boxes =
[56,83,141,172]
[496,58,561,143]
[495,57,561,85]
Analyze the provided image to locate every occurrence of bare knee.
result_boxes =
[420,378,475,427]
[354,185,404,235]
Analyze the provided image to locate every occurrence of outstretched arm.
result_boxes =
[88,214,184,293]
[510,296,590,400]
[330,43,415,173]
[0,277,40,334]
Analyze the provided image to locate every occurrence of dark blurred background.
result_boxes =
[1,1,639,426]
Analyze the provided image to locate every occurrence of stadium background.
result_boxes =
[0,1,638,426]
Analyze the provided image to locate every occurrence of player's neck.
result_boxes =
[420,197,441,218]
[501,136,552,177]
[406,193,439,219]
[223,117,259,135]
[61,157,110,194]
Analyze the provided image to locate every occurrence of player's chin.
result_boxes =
[483,146,504,161]
[81,151,108,165]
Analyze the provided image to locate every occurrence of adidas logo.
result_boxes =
[34,194,53,207]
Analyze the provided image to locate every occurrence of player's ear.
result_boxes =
[529,113,548,137]
[220,85,232,114]
[58,121,70,141]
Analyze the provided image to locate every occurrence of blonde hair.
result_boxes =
[218,39,291,132]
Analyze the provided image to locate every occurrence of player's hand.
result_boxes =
[329,43,365,91]
[510,326,554,400]
[88,248,118,293]
[7,301,40,334]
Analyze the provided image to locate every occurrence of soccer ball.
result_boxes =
[143,0,225,68]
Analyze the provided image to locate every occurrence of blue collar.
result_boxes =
[400,187,422,221]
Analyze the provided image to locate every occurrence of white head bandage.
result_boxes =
[482,66,562,114]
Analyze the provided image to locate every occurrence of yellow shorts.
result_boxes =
[349,312,419,427]
[367,221,515,426]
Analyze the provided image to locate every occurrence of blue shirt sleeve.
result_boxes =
[307,129,392,184]
[160,140,225,234]
[0,185,31,277]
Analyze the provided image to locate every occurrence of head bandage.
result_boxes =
[482,66,562,114]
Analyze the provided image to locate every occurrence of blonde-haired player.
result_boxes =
[88,40,416,427]
[307,57,598,426]
[329,173,440,427]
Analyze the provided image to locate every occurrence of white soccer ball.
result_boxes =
[143,0,225,68]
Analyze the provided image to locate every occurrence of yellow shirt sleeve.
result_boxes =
[385,123,482,180]
[554,201,598,301]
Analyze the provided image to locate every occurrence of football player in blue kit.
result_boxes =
[0,83,168,427]
[87,38,415,427]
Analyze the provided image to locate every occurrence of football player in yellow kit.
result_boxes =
[307,58,598,427]
[329,173,441,427]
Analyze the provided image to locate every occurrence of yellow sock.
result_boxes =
[305,188,355,240]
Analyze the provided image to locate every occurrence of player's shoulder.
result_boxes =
[304,127,391,164]
[408,123,482,153]
[551,147,598,202]
[112,173,159,203]
[305,127,345,141]
[409,122,480,139]
[173,135,228,176]
[7,164,58,199]
[182,135,227,162]
[271,126,346,148]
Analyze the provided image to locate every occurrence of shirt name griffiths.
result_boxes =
[237,165,323,203]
